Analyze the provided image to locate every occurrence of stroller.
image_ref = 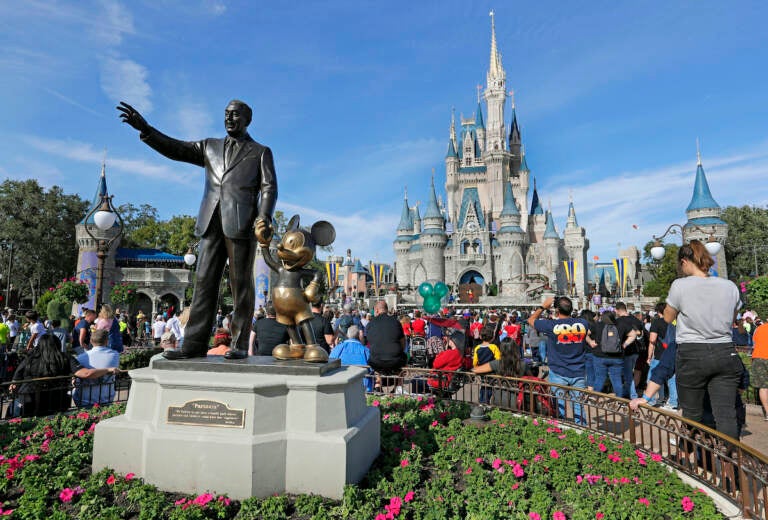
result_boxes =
[409,336,428,368]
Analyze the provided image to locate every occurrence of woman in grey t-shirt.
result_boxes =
[664,240,742,440]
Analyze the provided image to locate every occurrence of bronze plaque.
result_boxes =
[167,399,245,428]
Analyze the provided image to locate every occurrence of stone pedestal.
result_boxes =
[93,356,380,499]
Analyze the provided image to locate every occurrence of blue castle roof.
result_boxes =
[686,162,720,212]
[530,180,544,215]
[116,248,184,264]
[423,177,443,219]
[499,182,520,217]
[80,165,120,227]
[396,194,413,231]
[544,211,559,239]
[475,102,485,129]
[445,139,458,159]
[457,187,486,230]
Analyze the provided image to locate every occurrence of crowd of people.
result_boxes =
[2,238,765,444]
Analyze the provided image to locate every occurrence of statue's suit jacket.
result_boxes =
[140,127,277,240]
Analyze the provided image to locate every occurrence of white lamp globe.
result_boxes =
[705,241,722,256]
[650,245,666,261]
[184,252,197,266]
[94,210,117,230]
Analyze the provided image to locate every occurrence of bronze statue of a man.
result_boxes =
[118,100,277,360]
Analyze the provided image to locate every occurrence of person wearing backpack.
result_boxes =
[587,311,637,397]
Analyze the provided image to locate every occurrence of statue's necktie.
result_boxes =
[225,138,237,168]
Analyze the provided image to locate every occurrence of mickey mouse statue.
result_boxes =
[259,215,335,363]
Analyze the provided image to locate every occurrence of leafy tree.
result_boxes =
[118,203,164,249]
[642,241,679,299]
[747,276,768,319]
[721,205,768,280]
[0,179,87,304]
[163,215,197,255]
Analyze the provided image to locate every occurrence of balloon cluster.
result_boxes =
[418,281,449,314]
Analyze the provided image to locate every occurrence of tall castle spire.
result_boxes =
[397,188,413,231]
[686,142,720,212]
[488,10,504,81]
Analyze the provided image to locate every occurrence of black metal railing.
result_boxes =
[0,374,131,418]
[1,364,766,518]
[366,367,768,519]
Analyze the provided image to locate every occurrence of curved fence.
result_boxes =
[1,366,766,518]
[369,367,768,520]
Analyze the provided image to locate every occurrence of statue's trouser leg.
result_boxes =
[183,214,228,356]
[226,236,256,353]
[286,326,302,345]
[298,319,318,346]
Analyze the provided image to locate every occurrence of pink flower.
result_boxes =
[372,400,380,407]
[597,443,607,452]
[404,490,414,502]
[492,458,503,469]
[553,512,566,520]
[475,457,484,463]
[465,467,472,474]
[174,498,187,506]
[532,419,539,425]
[533,454,542,462]
[513,464,524,478]
[59,488,75,503]
[529,513,541,520]
[106,474,116,485]
[431,420,438,427]
[0,509,13,516]
[549,449,560,459]
[125,473,135,480]
[400,459,409,468]
[193,493,214,506]
[681,496,694,512]
[651,453,663,462]
[511,482,520,490]
[638,498,649,507]
[596,513,604,520]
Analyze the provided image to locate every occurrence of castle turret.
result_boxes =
[683,143,728,278]
[496,182,526,296]
[563,200,590,296]
[76,161,123,310]
[475,100,486,154]
[394,190,414,286]
[528,178,546,243]
[420,176,447,282]
[543,210,560,290]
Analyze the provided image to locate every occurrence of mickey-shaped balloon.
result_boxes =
[418,281,449,314]
[261,215,336,362]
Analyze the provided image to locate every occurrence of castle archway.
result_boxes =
[458,269,484,304]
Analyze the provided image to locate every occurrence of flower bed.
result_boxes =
[0,397,724,519]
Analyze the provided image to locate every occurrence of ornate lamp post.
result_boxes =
[649,223,721,261]
[83,194,124,311]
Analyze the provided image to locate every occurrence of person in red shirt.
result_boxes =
[400,315,412,337]
[428,332,464,390]
[502,314,522,346]
[411,310,427,337]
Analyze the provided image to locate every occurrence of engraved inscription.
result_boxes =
[167,399,245,428]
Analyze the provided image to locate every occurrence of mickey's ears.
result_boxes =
[311,221,336,247]
[286,215,301,230]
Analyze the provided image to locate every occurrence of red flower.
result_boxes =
[400,459,409,468]
[106,474,116,485]
[59,488,75,503]
[125,473,135,480]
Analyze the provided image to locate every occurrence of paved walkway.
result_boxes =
[740,403,768,456]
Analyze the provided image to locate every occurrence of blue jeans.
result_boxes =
[623,354,639,399]
[592,356,625,397]
[584,352,596,389]
[538,340,547,364]
[548,370,586,425]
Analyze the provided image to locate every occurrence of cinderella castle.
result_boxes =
[394,13,589,302]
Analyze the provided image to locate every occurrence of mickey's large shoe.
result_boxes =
[224,349,248,360]
[162,350,206,360]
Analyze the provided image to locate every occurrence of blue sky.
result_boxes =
[1,0,767,265]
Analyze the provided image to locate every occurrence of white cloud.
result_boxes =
[544,145,768,260]
[92,0,135,46]
[201,0,226,15]
[277,200,398,262]
[176,102,215,140]
[100,56,153,113]
[22,135,195,186]
[5,157,65,187]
